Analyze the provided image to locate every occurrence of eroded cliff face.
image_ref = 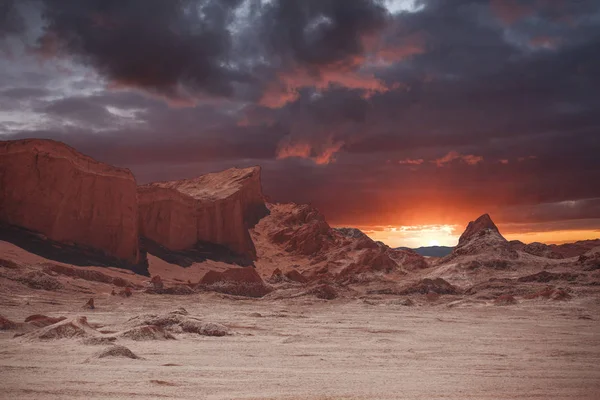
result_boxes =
[0,139,140,265]
[137,186,198,251]
[138,167,267,259]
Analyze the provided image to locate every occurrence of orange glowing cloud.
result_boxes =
[371,33,426,65]
[433,151,484,167]
[398,158,425,165]
[259,36,423,108]
[276,138,344,165]
[259,66,391,108]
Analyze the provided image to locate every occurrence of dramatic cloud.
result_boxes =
[276,136,344,165]
[1,0,600,246]
[433,151,484,167]
[37,0,248,103]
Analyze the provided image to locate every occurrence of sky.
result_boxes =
[1,0,599,248]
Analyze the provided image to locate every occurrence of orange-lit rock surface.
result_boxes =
[0,139,140,265]
[138,167,266,259]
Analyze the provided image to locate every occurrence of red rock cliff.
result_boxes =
[138,166,267,259]
[0,139,140,264]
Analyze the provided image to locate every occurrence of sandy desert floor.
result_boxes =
[1,292,599,400]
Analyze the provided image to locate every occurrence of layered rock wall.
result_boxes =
[137,186,198,250]
[138,167,267,259]
[0,139,140,264]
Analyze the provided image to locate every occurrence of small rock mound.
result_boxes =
[285,269,308,283]
[180,320,230,337]
[42,263,138,288]
[400,278,459,295]
[21,316,96,340]
[517,271,579,283]
[83,298,95,310]
[577,248,600,271]
[24,315,67,328]
[19,271,63,291]
[118,325,175,341]
[269,268,308,284]
[0,257,21,269]
[308,284,338,300]
[521,242,564,259]
[95,345,140,359]
[387,248,429,270]
[494,294,517,306]
[550,289,572,301]
[524,287,572,301]
[126,311,186,328]
[150,275,164,290]
[198,267,271,298]
[269,268,284,283]
[126,309,231,338]
[0,315,16,330]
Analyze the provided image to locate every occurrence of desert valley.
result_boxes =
[0,139,599,399]
[2,0,600,398]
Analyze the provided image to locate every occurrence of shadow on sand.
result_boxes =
[141,237,255,268]
[0,223,150,275]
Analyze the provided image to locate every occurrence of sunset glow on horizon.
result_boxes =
[352,224,600,248]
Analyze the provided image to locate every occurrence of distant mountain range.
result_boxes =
[397,245,454,257]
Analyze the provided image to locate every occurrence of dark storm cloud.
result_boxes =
[0,0,24,37]
[39,96,118,127]
[37,0,247,102]
[259,0,388,68]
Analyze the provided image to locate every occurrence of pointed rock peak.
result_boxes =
[458,213,501,245]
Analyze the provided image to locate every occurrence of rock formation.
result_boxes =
[138,166,267,259]
[0,139,141,266]
[521,242,564,259]
[266,203,335,256]
[510,240,564,259]
[252,203,427,280]
[551,239,600,258]
[83,298,95,310]
[448,214,518,260]
[198,267,271,297]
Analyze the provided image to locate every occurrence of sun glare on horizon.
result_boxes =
[361,224,460,248]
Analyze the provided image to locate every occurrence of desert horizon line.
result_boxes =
[3,137,600,249]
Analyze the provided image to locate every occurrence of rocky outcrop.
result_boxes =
[267,204,335,256]
[0,139,140,265]
[457,214,499,246]
[448,214,518,260]
[400,278,459,295]
[577,247,600,271]
[138,167,267,259]
[510,241,564,259]
[252,203,428,281]
[198,267,271,297]
[387,248,429,270]
[552,240,600,258]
